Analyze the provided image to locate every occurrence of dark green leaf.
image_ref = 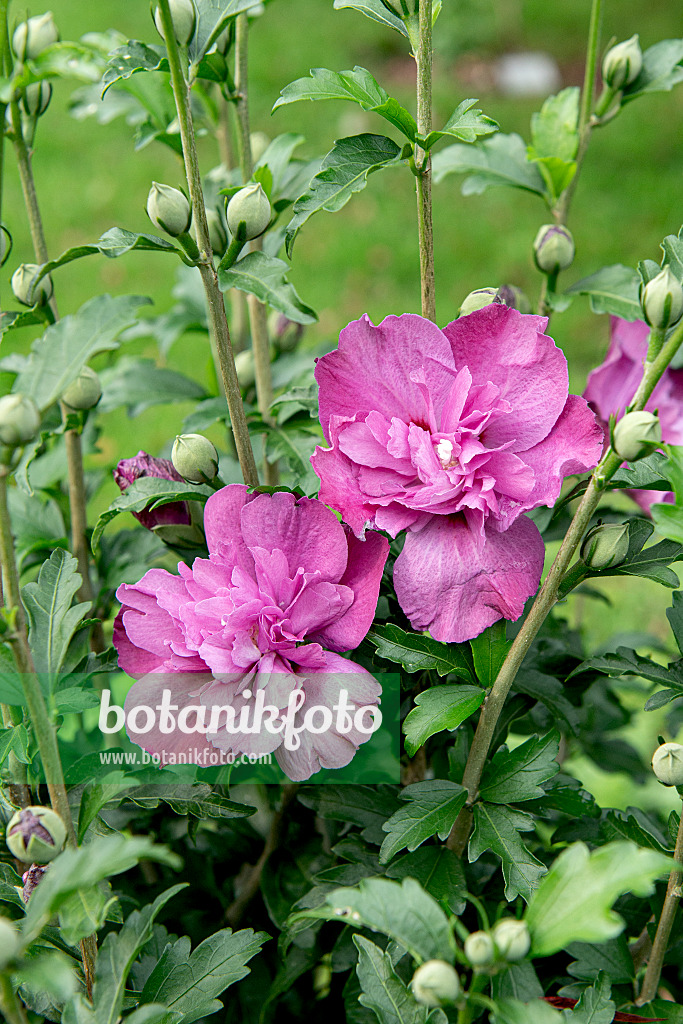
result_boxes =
[217,251,317,324]
[513,670,580,734]
[379,780,467,863]
[610,453,671,490]
[567,937,634,983]
[470,803,547,902]
[564,264,641,319]
[190,0,264,62]
[354,935,446,1024]
[567,974,615,1024]
[570,645,682,688]
[601,809,668,853]
[385,847,467,916]
[403,685,483,756]
[91,477,213,554]
[471,620,509,688]
[298,785,401,845]
[367,624,475,681]
[480,732,560,804]
[432,132,546,195]
[23,549,90,684]
[668,590,683,656]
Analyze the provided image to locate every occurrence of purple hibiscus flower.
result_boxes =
[584,316,683,510]
[114,450,191,531]
[113,484,389,781]
[311,306,603,643]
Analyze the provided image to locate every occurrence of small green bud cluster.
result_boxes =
[602,35,643,91]
[62,366,102,411]
[411,960,460,1007]
[641,267,683,330]
[154,0,197,46]
[12,12,59,61]
[580,523,630,570]
[11,263,53,306]
[227,183,271,241]
[0,394,41,447]
[5,806,67,863]
[0,917,20,969]
[533,224,575,275]
[652,742,683,786]
[147,182,192,238]
[613,411,661,462]
[172,433,219,482]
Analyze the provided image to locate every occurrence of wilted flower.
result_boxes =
[114,450,193,532]
[21,863,49,903]
[114,485,389,780]
[312,307,602,642]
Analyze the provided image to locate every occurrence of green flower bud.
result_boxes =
[250,132,271,164]
[146,182,192,238]
[652,742,683,786]
[459,287,500,317]
[613,410,662,462]
[12,12,59,60]
[580,523,630,570]
[464,931,495,967]
[0,394,41,447]
[204,208,227,256]
[0,917,20,969]
[0,225,11,267]
[154,0,197,45]
[11,263,53,306]
[62,366,102,411]
[22,80,52,117]
[642,267,683,330]
[492,919,530,962]
[268,311,304,353]
[602,35,643,91]
[227,183,271,241]
[533,224,575,274]
[172,433,219,482]
[379,0,419,19]
[411,960,460,1007]
[6,806,67,864]
[235,349,256,389]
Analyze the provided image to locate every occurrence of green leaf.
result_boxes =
[524,841,672,956]
[22,835,181,944]
[652,502,683,546]
[139,927,269,1023]
[529,88,579,162]
[274,66,417,142]
[668,590,683,656]
[367,624,475,681]
[513,670,580,734]
[471,620,509,688]
[402,685,484,756]
[564,265,641,319]
[470,803,547,902]
[298,785,401,845]
[623,39,683,101]
[421,98,498,149]
[78,773,139,842]
[568,973,614,1024]
[91,477,213,554]
[290,877,454,964]
[379,780,467,863]
[601,809,669,853]
[217,251,317,324]
[14,294,150,411]
[332,0,407,36]
[31,229,185,285]
[610,452,671,490]
[23,549,90,684]
[432,132,546,196]
[479,732,560,804]
[98,357,206,415]
[191,0,264,61]
[385,847,467,916]
[58,883,119,945]
[285,134,404,256]
[493,1000,562,1024]
[570,645,682,688]
[354,935,447,1024]
[567,937,634,983]
[7,487,66,572]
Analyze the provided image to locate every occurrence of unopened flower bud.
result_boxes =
[204,208,227,255]
[62,366,102,411]
[6,806,66,863]
[11,263,53,306]
[464,931,495,967]
[172,433,219,482]
[22,80,52,117]
[411,960,460,1007]
[497,284,531,314]
[154,0,197,46]
[0,226,11,267]
[642,267,683,330]
[21,863,49,903]
[12,12,59,60]
[235,349,256,389]
[652,742,683,786]
[533,224,575,275]
[0,918,20,969]
[580,523,630,570]
[459,287,500,317]
[227,183,271,241]
[146,182,191,238]
[0,394,41,446]
[250,132,271,164]
[268,312,304,352]
[602,35,643,91]
[379,0,419,19]
[613,411,662,462]
[492,919,530,962]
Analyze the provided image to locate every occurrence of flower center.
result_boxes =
[435,437,456,469]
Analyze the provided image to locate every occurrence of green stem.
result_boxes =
[538,268,558,318]
[414,0,435,322]
[234,13,251,184]
[636,800,683,1005]
[217,233,245,273]
[447,317,683,856]
[0,0,11,307]
[457,973,490,1024]
[0,974,30,1024]
[158,0,259,488]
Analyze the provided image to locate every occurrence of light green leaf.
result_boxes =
[380,780,467,863]
[23,549,90,684]
[479,732,560,804]
[422,98,498,149]
[285,133,404,255]
[217,251,317,324]
[652,502,683,545]
[191,0,264,61]
[367,624,475,682]
[98,357,206,415]
[470,804,547,902]
[433,132,546,196]
[354,935,447,1024]
[525,841,672,956]
[564,265,641,319]
[623,39,683,101]
[14,294,150,411]
[493,999,562,1024]
[332,0,406,36]
[58,883,119,945]
[29,230,185,286]
[403,686,484,756]
[566,972,615,1024]
[529,87,579,162]
[90,476,212,554]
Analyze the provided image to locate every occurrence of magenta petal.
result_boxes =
[309,529,389,651]
[316,313,455,439]
[312,435,376,537]
[393,514,545,643]
[203,484,255,572]
[443,305,568,451]
[123,672,217,762]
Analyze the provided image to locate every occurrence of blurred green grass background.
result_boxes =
[3,0,683,810]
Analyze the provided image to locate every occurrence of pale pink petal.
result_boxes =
[123,672,217,762]
[203,484,255,572]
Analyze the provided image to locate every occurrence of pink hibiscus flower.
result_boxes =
[311,306,603,643]
[113,484,389,781]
